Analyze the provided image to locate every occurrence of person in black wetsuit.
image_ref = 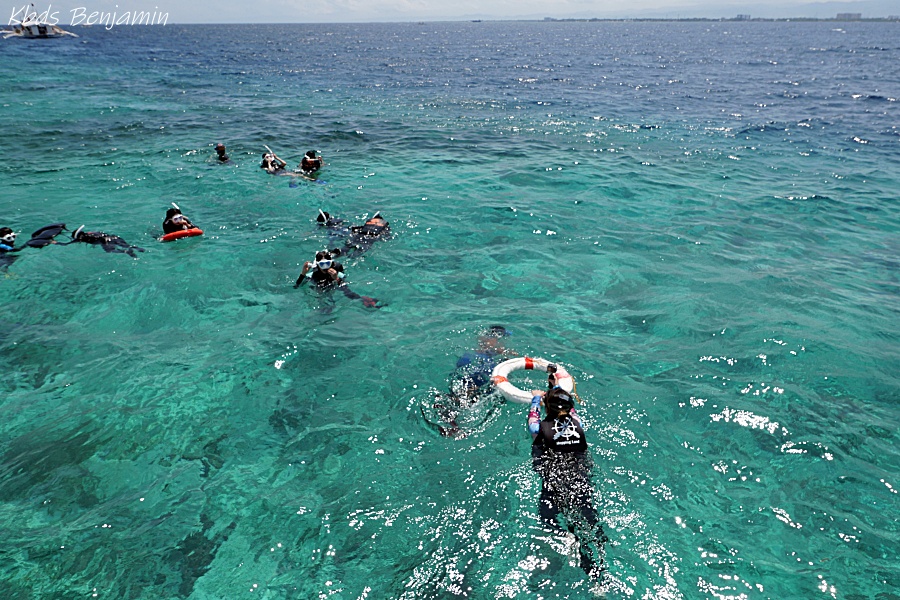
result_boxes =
[298,150,324,175]
[429,326,514,438]
[316,210,390,259]
[294,249,380,308]
[528,385,607,580]
[260,152,287,174]
[162,207,196,234]
[70,225,146,257]
[1,227,22,271]
[215,143,230,163]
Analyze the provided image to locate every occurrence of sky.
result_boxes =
[5,0,897,26]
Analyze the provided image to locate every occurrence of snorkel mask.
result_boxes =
[315,251,333,270]
[0,232,16,245]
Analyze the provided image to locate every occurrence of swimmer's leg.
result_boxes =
[573,504,607,580]
[339,284,381,309]
[101,242,127,254]
[538,485,565,533]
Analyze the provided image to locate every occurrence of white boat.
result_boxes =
[2,20,77,39]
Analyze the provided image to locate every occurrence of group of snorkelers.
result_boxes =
[259,146,324,178]
[4,143,388,311]
[213,141,322,178]
[6,141,607,583]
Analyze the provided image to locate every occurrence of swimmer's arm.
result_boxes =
[528,393,543,439]
[294,261,312,288]
[570,408,582,427]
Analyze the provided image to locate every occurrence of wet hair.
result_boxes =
[485,325,510,338]
[315,250,333,261]
[306,150,317,158]
[0,227,13,237]
[544,387,575,415]
[165,207,181,219]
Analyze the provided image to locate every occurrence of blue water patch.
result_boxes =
[1,21,898,599]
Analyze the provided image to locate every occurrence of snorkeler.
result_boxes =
[260,151,287,174]
[0,227,23,271]
[529,385,607,581]
[162,205,197,234]
[294,249,381,308]
[214,143,229,163]
[316,210,390,259]
[69,225,146,258]
[1,227,18,252]
[298,150,324,175]
[430,326,514,438]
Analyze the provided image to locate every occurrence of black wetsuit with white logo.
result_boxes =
[532,413,606,578]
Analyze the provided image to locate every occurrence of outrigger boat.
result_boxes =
[2,20,77,39]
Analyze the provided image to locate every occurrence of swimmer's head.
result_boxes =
[544,387,575,415]
[0,227,15,245]
[366,212,387,227]
[165,207,181,219]
[316,210,330,223]
[477,325,509,353]
[216,143,226,152]
[71,225,85,240]
[314,250,333,270]
[306,150,317,159]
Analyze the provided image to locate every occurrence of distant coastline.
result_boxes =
[537,16,900,22]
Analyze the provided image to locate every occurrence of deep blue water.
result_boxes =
[1,21,898,599]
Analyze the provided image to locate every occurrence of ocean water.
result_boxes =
[0,20,898,599]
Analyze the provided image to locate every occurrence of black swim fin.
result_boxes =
[26,223,67,248]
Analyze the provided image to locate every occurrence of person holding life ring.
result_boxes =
[528,385,607,581]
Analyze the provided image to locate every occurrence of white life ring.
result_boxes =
[491,356,574,404]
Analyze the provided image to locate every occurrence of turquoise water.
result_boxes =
[1,21,898,599]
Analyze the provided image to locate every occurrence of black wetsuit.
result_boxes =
[74,231,146,257]
[308,262,345,287]
[300,156,323,174]
[296,261,379,308]
[0,242,20,271]
[532,414,606,578]
[319,218,390,260]
[346,223,389,256]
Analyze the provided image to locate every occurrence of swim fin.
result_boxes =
[26,223,67,248]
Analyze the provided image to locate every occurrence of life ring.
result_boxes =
[160,228,203,242]
[491,356,574,404]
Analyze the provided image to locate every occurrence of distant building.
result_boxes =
[836,13,862,20]
[735,14,751,20]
